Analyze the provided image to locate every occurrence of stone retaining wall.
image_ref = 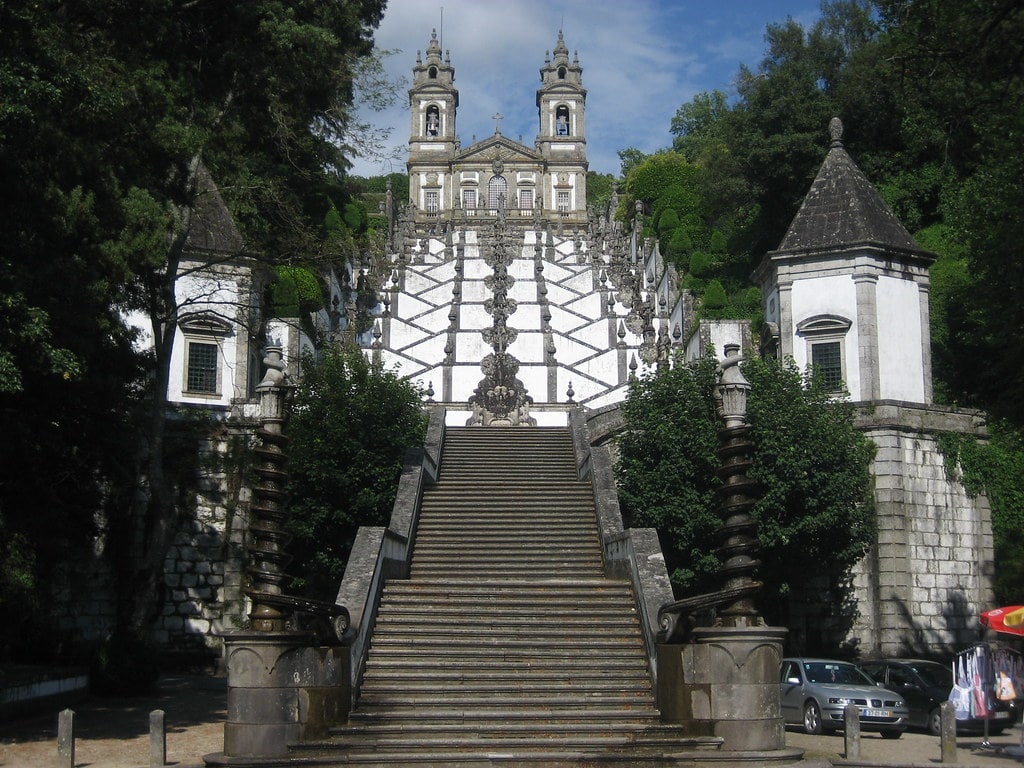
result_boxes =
[849,401,994,656]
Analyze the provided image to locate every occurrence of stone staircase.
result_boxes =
[293,426,721,766]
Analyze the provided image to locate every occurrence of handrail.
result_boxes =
[333,406,444,705]
[570,409,676,688]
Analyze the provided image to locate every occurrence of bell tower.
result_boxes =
[536,31,587,218]
[408,30,458,216]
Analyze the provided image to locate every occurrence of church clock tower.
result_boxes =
[408,30,458,217]
[536,31,587,217]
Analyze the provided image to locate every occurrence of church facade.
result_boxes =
[407,30,588,226]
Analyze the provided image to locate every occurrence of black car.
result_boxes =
[860,659,1019,736]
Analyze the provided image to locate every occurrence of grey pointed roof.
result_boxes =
[777,118,928,256]
[185,161,245,255]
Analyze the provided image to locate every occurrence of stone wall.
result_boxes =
[49,414,255,666]
[848,401,994,657]
[157,418,254,662]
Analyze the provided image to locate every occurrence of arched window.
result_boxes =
[555,105,570,136]
[425,105,440,137]
[558,66,567,80]
[796,315,852,392]
[428,66,438,79]
[487,175,507,210]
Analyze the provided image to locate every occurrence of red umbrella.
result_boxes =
[980,606,1024,635]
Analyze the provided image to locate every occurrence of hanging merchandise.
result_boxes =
[972,644,990,719]
[952,643,1023,746]
[949,654,972,721]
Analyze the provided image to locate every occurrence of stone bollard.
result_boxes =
[844,703,861,759]
[150,709,166,767]
[940,700,958,763]
[57,709,75,768]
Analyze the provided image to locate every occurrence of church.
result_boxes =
[118,30,992,662]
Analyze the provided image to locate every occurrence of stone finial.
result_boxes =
[829,116,844,147]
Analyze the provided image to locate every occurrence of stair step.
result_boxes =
[382,579,634,595]
[303,425,687,765]
[361,668,649,682]
[374,611,634,625]
[355,693,656,708]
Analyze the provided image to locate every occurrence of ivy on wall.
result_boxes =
[938,425,1024,605]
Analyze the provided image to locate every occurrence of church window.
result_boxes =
[488,175,508,210]
[557,190,570,212]
[519,189,534,210]
[425,190,439,213]
[810,341,843,391]
[428,66,438,79]
[797,314,851,393]
[186,340,219,394]
[425,105,440,137]
[462,189,477,211]
[558,66,567,80]
[556,105,570,135]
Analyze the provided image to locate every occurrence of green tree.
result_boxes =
[617,355,875,651]
[670,89,730,163]
[617,147,648,180]
[586,171,617,214]
[286,347,427,601]
[0,0,388,658]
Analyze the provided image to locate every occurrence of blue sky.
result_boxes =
[348,0,822,177]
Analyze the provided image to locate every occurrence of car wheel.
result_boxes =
[881,729,903,740]
[928,708,942,736]
[803,700,823,735]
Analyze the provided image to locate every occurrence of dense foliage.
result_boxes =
[286,348,427,601]
[643,0,1024,427]
[617,355,875,651]
[0,0,386,662]
[616,2,1024,623]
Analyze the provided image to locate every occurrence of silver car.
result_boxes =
[781,657,908,738]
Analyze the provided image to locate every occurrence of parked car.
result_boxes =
[781,658,908,738]
[860,658,1020,736]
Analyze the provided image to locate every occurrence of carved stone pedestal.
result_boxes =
[659,625,792,754]
[205,631,349,764]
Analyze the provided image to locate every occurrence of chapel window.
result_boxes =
[462,189,477,211]
[810,341,843,391]
[186,341,219,394]
[557,189,570,212]
[558,66,567,80]
[518,189,534,211]
[179,311,233,398]
[797,314,851,393]
[425,190,439,213]
[428,66,438,79]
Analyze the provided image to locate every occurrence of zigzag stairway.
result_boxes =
[292,426,721,766]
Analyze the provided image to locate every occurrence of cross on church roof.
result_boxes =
[492,112,504,135]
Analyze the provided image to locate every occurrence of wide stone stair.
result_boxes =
[293,426,721,766]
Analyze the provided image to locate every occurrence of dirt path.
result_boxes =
[0,674,224,768]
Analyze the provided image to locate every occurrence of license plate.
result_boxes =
[993,711,1011,720]
[862,709,892,718]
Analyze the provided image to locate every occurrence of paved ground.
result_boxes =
[1,674,1023,767]
[0,674,224,768]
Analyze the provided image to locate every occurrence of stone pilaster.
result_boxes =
[854,273,880,400]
